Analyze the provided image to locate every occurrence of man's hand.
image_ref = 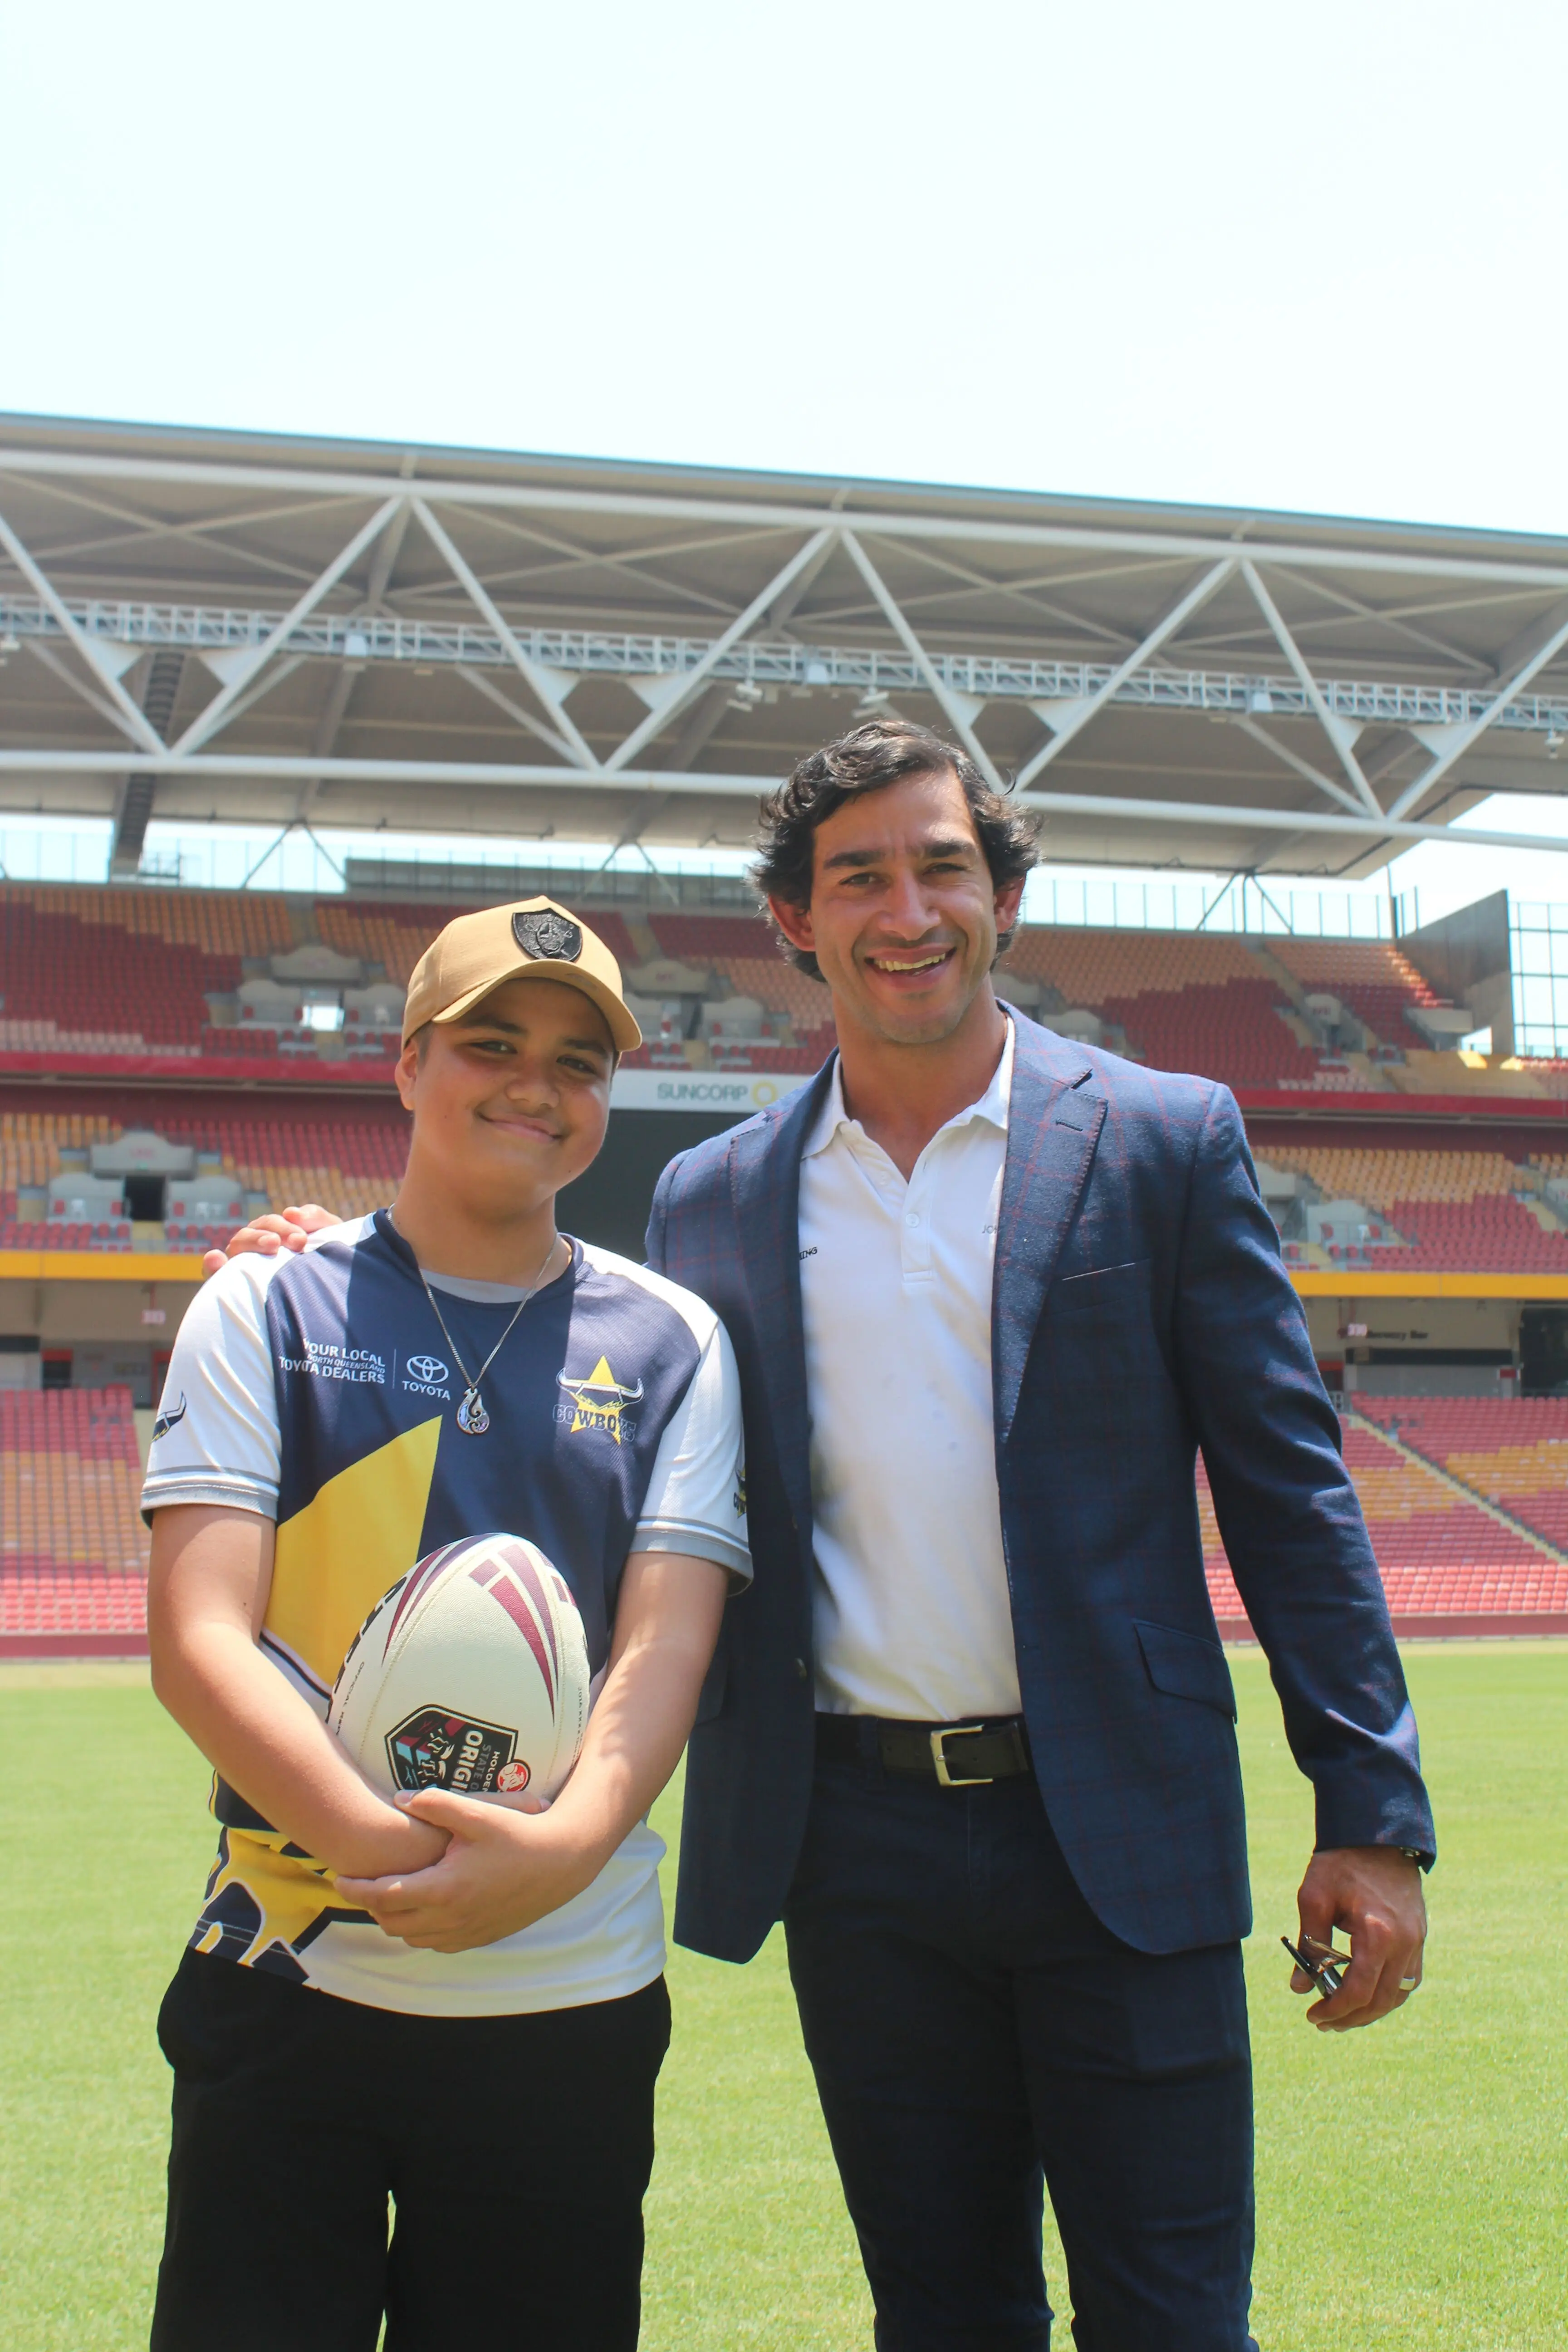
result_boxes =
[334,1788,600,1953]
[1293,1846,1426,2030]
[202,1203,341,1277]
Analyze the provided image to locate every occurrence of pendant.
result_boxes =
[456,1390,490,1436]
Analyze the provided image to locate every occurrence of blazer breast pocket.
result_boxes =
[1046,1257,1151,1316]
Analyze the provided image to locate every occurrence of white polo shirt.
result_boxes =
[798,1022,1021,1722]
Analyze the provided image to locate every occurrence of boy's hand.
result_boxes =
[202,1204,340,1278]
[333,1787,605,1952]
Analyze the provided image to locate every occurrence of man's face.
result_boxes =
[396,976,613,1211]
[769,766,1025,1048]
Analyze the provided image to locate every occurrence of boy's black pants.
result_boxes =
[151,1947,671,2352]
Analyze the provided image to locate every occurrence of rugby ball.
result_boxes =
[329,1534,590,1804]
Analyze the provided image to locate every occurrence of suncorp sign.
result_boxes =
[610,1068,814,1114]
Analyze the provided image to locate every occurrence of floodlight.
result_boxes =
[1247,681,1274,715]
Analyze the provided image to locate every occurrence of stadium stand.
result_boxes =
[0,1386,150,1654]
[0,1106,407,1244]
[1200,1414,1568,1636]
[1354,1396,1568,1556]
[999,928,1324,1088]
[0,884,1527,1097]
[0,885,297,1054]
[11,874,1568,1647]
[1269,937,1445,1050]
[1258,1145,1568,1272]
[647,913,772,963]
[320,898,641,984]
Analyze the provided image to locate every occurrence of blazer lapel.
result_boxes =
[992,1013,1106,1445]
[728,1062,834,1534]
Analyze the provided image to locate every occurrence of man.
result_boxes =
[147,900,747,2351]
[227,729,1433,2350]
[656,721,1432,2352]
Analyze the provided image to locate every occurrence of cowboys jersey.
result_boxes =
[143,1211,748,2014]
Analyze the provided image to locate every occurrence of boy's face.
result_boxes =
[396,976,614,1215]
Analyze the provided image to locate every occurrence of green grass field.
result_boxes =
[1,1646,1563,2351]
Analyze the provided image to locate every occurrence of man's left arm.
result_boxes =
[334,1548,727,1950]
[1171,1081,1432,2030]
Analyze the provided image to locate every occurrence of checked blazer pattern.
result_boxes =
[647,1009,1435,1964]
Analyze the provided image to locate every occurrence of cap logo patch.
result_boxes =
[513,909,583,963]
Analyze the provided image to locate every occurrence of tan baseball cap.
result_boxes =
[402,897,642,1054]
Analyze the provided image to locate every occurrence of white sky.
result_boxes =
[4,0,1568,917]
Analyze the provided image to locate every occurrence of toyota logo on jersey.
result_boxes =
[406,1353,450,1390]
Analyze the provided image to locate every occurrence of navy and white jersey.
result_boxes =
[143,1211,748,2016]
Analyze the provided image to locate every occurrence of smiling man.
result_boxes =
[142,899,747,2352]
[646,720,1434,2352]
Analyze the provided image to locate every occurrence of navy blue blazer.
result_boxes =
[645,1010,1435,1963]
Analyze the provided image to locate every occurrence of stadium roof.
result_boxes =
[5,411,1568,878]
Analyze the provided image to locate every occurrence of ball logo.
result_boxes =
[406,1354,449,1387]
[496,1760,532,1793]
[385,1705,518,1793]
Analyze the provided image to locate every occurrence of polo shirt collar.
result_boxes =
[801,1014,1015,1161]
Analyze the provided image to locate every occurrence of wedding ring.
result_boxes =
[1398,1976,1419,1991]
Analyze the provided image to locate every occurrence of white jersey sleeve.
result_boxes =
[141,1256,283,1521]
[632,1310,750,1588]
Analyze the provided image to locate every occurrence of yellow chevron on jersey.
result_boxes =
[191,1827,354,1980]
[188,1416,446,1981]
[263,1416,442,1692]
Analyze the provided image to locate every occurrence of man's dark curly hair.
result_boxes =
[752,719,1039,979]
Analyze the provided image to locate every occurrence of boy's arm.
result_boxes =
[335,1547,727,1950]
[150,1502,448,1879]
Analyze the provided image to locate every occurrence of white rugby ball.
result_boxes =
[329,1533,590,1804]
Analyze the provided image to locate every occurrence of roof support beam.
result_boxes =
[11,448,1568,590]
[410,498,596,770]
[454,664,585,764]
[1014,559,1236,790]
[21,637,144,736]
[296,501,415,818]
[1387,603,1568,820]
[0,502,165,752]
[8,745,1568,857]
[604,528,833,774]
[169,497,405,760]
[839,531,1005,792]
[662,683,730,772]
[1239,561,1383,817]
[1230,715,1371,818]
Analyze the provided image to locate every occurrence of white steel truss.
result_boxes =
[5,424,1568,872]
[6,588,1568,737]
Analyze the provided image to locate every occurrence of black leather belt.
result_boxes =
[815,1712,1032,1786]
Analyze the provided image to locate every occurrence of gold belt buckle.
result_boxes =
[930,1723,992,1787]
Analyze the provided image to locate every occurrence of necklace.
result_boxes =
[412,1233,564,1436]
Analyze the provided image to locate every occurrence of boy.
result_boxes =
[144,898,747,2352]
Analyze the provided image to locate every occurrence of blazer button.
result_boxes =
[793,1657,809,1682]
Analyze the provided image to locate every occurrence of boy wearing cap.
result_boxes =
[144,901,748,2352]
